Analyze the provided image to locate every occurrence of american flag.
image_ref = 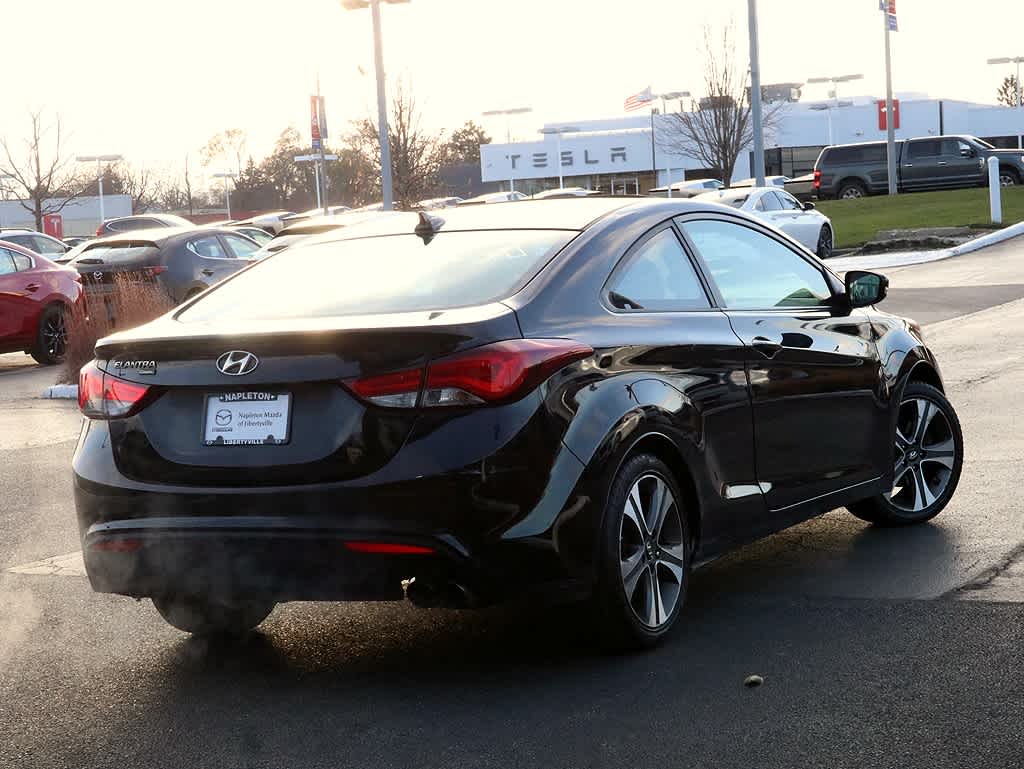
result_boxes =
[624,86,653,112]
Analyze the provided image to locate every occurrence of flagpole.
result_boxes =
[650,106,657,190]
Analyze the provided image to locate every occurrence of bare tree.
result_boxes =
[200,128,247,176]
[0,110,84,230]
[107,162,157,213]
[997,75,1022,107]
[354,79,443,208]
[659,26,778,184]
[154,155,201,214]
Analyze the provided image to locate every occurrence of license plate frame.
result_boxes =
[202,391,293,446]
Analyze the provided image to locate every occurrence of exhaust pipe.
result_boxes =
[403,577,477,609]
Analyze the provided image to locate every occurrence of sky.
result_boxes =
[2,0,1023,188]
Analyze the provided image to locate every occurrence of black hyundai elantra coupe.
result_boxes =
[73,197,963,647]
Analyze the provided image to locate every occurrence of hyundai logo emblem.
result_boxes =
[216,350,259,376]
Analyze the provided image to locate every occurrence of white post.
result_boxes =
[224,180,231,220]
[314,163,322,209]
[989,156,1002,224]
[1017,59,1022,149]
[556,132,564,189]
[96,159,105,226]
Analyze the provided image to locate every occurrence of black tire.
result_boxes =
[847,382,963,526]
[592,454,691,650]
[999,167,1019,187]
[30,305,67,365]
[152,595,275,637]
[837,181,867,200]
[816,224,834,259]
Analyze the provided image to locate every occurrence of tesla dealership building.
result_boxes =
[479,96,1024,195]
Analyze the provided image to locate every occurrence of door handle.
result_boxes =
[751,336,783,358]
[937,161,948,166]
[200,269,215,277]
[24,282,40,293]
[904,163,913,167]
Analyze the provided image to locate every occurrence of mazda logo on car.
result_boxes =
[216,350,259,376]
[93,271,104,281]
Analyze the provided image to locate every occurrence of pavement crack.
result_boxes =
[951,542,1024,595]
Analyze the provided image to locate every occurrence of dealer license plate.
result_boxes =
[203,392,292,446]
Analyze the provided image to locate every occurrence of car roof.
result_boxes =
[79,225,245,248]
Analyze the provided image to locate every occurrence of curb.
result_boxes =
[42,384,79,400]
[828,221,1024,272]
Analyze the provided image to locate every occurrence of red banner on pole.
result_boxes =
[887,0,896,12]
[310,96,322,149]
[878,99,901,130]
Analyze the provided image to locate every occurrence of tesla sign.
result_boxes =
[480,132,681,182]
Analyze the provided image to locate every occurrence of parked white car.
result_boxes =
[696,187,834,259]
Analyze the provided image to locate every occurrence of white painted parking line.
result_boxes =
[7,552,86,577]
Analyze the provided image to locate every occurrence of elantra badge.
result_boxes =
[216,350,259,376]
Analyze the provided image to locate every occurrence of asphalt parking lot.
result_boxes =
[3,238,1024,769]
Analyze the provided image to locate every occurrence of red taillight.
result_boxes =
[144,265,168,277]
[95,225,104,236]
[347,368,424,408]
[344,339,592,408]
[79,360,153,419]
[344,541,435,555]
[90,538,143,553]
[813,169,821,189]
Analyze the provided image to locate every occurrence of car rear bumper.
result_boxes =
[80,514,475,603]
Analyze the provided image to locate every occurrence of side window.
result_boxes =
[759,192,782,211]
[774,191,802,211]
[3,234,34,250]
[606,228,710,311]
[957,140,975,157]
[0,250,16,275]
[908,140,941,159]
[679,219,832,310]
[9,251,32,271]
[187,236,228,259]
[32,235,66,256]
[222,234,259,259]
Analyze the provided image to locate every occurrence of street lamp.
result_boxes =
[987,56,1023,148]
[212,172,236,220]
[341,0,410,211]
[75,154,123,227]
[482,107,533,192]
[806,73,864,104]
[809,100,854,145]
[747,0,766,186]
[538,126,580,190]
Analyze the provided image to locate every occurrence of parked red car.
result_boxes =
[0,240,83,364]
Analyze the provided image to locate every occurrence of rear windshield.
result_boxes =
[72,243,160,264]
[178,229,575,321]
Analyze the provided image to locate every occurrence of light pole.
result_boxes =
[809,100,853,145]
[212,172,236,220]
[987,56,1023,149]
[652,91,690,195]
[75,154,123,227]
[341,0,410,211]
[806,73,864,105]
[295,154,339,209]
[747,0,766,187]
[538,126,580,190]
[482,107,533,193]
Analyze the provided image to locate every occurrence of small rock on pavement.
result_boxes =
[41,384,78,399]
[744,674,764,688]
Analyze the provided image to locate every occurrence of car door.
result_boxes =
[185,234,239,288]
[772,190,820,251]
[0,248,39,346]
[902,139,943,189]
[943,138,985,187]
[599,224,763,555]
[752,189,786,231]
[677,215,888,530]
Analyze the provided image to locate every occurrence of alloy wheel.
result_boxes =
[999,173,1016,187]
[841,187,863,199]
[886,397,957,513]
[42,311,67,358]
[619,473,685,629]
[818,226,833,258]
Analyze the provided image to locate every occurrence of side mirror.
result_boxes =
[845,270,888,308]
[802,201,816,211]
[960,147,974,158]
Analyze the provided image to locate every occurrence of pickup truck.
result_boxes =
[813,135,1024,199]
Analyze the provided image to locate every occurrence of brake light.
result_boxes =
[344,339,592,408]
[78,360,154,419]
[145,265,168,276]
[813,169,821,189]
[344,541,434,555]
[90,538,143,553]
[95,225,104,236]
